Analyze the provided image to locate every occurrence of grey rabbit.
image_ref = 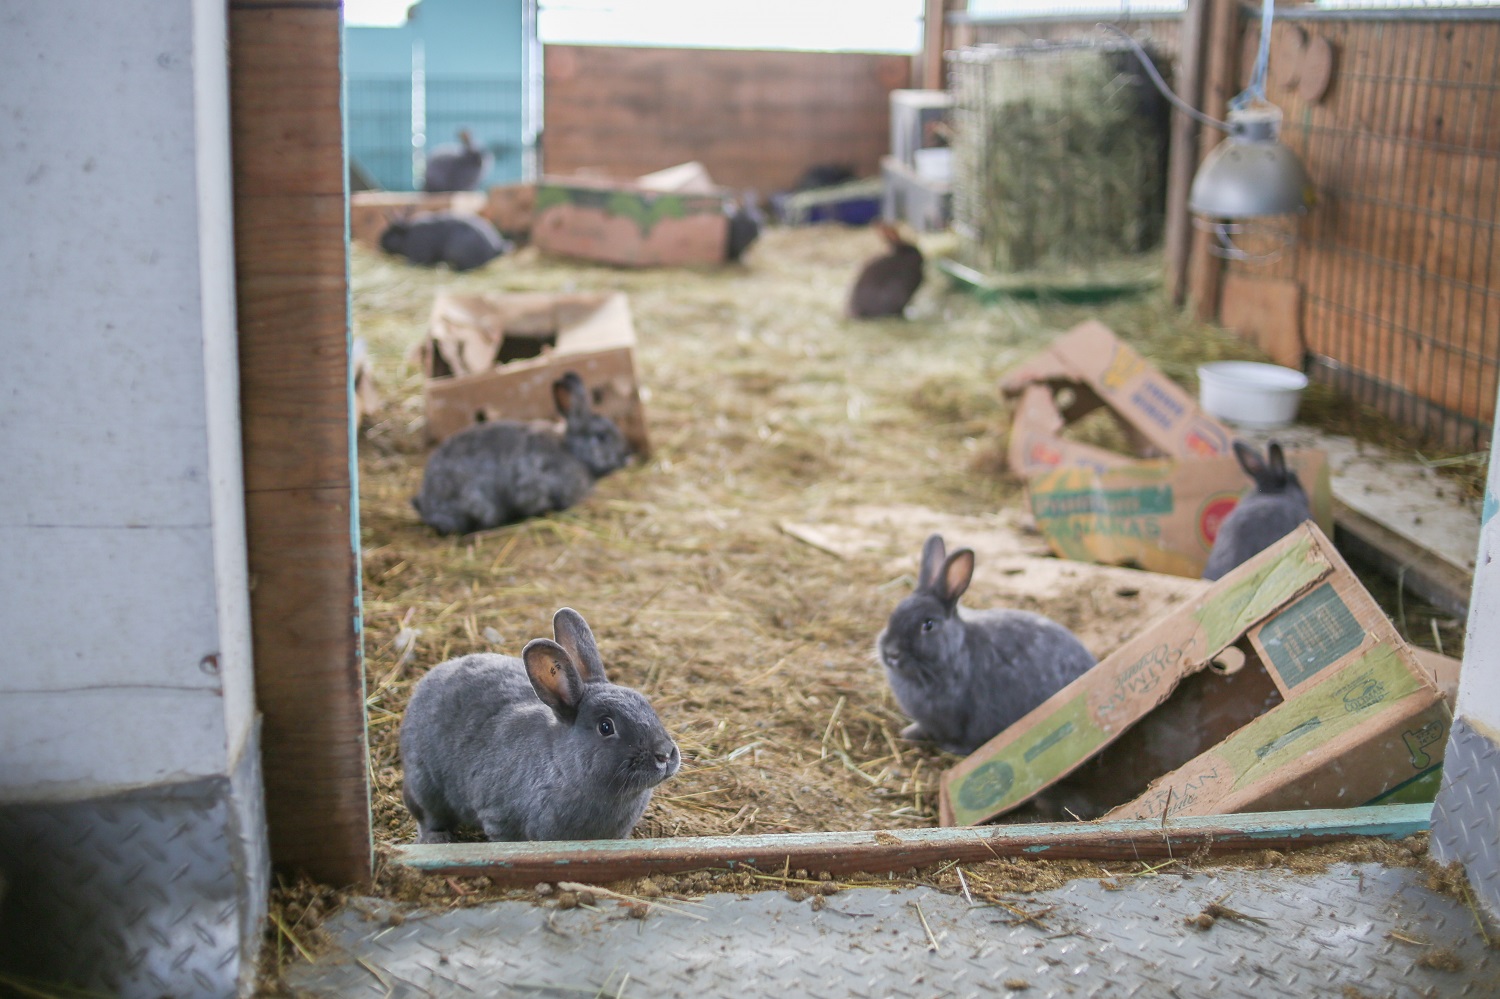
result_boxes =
[400,607,681,842]
[848,222,924,318]
[379,211,510,272]
[1201,440,1312,581]
[422,128,493,192]
[877,534,1097,755]
[412,371,631,535]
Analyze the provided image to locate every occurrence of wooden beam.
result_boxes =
[922,0,947,91]
[1164,0,1210,305]
[229,2,371,885]
[391,804,1430,887]
[1186,0,1242,321]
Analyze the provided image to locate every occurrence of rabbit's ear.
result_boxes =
[1266,441,1288,481]
[919,534,948,591]
[1233,440,1267,481]
[941,549,976,606]
[552,607,609,684]
[523,638,586,718]
[552,372,591,420]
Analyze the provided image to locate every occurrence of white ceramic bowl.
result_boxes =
[1197,361,1308,428]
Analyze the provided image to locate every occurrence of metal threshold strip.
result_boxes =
[392,803,1431,887]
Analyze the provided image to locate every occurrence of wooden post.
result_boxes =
[229,0,371,885]
[1185,0,1243,321]
[1164,0,1210,305]
[921,0,947,91]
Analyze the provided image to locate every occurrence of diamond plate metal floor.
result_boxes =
[283,862,1497,998]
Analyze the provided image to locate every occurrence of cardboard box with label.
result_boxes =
[419,291,649,454]
[1002,321,1333,577]
[939,522,1453,827]
[532,162,732,268]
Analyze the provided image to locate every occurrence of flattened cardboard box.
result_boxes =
[1002,321,1332,577]
[420,291,650,454]
[939,522,1452,827]
[532,169,730,268]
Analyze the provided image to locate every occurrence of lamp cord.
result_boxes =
[1233,2,1276,111]
[1096,22,1231,133]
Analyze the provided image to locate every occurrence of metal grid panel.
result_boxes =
[286,862,1496,998]
[1229,13,1500,452]
[1432,716,1500,921]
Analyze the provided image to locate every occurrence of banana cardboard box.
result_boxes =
[532,162,731,267]
[938,522,1455,827]
[1001,320,1332,577]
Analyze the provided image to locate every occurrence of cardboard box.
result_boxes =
[1002,321,1333,577]
[531,166,731,267]
[349,190,488,249]
[939,522,1453,827]
[419,291,649,454]
[484,183,537,239]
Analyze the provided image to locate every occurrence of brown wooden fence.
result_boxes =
[541,45,913,194]
[1222,9,1500,452]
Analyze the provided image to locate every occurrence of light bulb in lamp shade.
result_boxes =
[1189,107,1315,220]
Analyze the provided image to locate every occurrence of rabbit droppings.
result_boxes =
[878,534,1097,756]
[400,608,680,842]
[1201,440,1312,581]
[412,371,631,535]
[847,222,925,319]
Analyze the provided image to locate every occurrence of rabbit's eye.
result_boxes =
[597,717,615,737]
[921,618,937,632]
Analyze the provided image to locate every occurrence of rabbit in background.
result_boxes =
[848,222,924,319]
[1202,440,1312,581]
[400,607,680,842]
[412,371,631,535]
[422,128,493,192]
[379,212,511,272]
[877,534,1097,755]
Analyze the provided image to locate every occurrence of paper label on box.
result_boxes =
[946,690,1103,826]
[1214,644,1426,792]
[1257,582,1368,688]
[1193,535,1325,651]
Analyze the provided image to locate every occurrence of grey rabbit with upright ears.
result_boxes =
[412,371,631,535]
[877,534,1097,756]
[400,607,680,843]
[1201,440,1312,581]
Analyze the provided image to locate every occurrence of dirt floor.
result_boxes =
[352,225,1470,851]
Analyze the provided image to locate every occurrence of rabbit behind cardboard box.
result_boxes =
[1202,440,1312,581]
[412,371,631,535]
[848,222,924,319]
[877,534,1097,755]
[379,212,510,272]
[400,607,680,842]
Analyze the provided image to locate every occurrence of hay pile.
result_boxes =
[353,227,1465,850]
[950,41,1172,276]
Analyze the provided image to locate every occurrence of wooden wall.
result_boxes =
[229,0,371,885]
[1219,12,1500,451]
[541,45,913,193]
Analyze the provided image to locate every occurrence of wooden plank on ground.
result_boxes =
[230,2,370,885]
[391,804,1431,886]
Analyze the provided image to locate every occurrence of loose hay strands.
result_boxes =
[352,227,1471,857]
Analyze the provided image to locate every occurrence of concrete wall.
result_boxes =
[0,0,266,994]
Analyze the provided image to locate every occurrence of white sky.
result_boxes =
[344,0,925,52]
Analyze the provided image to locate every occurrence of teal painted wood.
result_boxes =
[392,803,1432,885]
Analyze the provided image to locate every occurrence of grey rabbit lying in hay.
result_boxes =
[379,211,510,272]
[412,371,631,535]
[400,607,680,842]
[877,534,1097,755]
[1201,440,1311,581]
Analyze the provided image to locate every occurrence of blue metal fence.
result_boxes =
[348,75,524,191]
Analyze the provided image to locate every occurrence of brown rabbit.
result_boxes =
[848,223,924,319]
